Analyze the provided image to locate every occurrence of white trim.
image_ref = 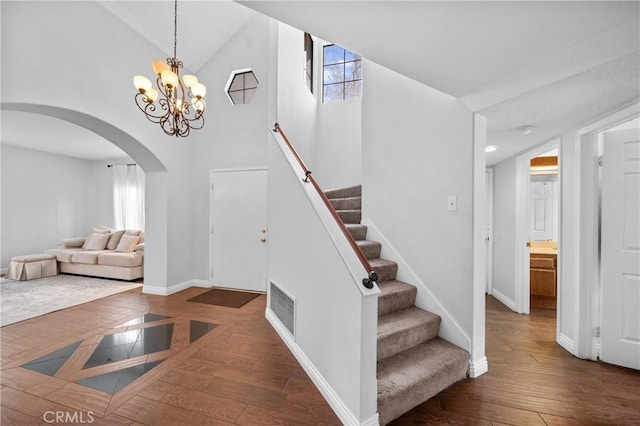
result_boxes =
[266,308,376,426]
[142,279,210,296]
[491,288,516,312]
[468,356,488,378]
[485,167,494,295]
[361,219,470,352]
[360,413,380,426]
[557,333,575,353]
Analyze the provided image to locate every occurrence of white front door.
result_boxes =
[601,128,640,370]
[210,168,268,292]
[530,181,553,241]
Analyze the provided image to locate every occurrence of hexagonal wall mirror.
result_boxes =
[225,68,259,105]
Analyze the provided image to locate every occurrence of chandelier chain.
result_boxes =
[173,0,178,59]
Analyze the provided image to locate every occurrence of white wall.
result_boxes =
[276,24,362,190]
[267,132,378,424]
[190,14,273,281]
[0,145,115,267]
[361,60,475,347]
[491,156,517,305]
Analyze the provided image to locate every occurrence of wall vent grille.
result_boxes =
[270,282,295,337]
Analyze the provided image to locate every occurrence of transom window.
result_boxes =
[323,44,362,103]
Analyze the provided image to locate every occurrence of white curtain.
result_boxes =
[112,164,145,230]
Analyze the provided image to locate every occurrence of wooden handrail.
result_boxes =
[274,123,378,289]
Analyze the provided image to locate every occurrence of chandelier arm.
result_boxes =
[135,93,171,123]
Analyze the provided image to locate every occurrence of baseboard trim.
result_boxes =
[469,356,488,378]
[557,333,575,353]
[361,219,470,352]
[491,288,516,312]
[143,279,211,296]
[266,308,377,426]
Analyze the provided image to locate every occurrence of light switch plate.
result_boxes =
[448,196,457,211]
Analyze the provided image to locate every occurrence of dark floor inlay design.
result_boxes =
[76,360,164,394]
[84,324,174,368]
[121,313,172,327]
[22,341,82,376]
[189,320,218,343]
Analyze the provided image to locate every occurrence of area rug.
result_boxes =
[0,274,142,327]
[187,288,260,308]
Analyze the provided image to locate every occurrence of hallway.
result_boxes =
[391,296,640,425]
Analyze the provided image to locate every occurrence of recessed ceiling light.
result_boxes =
[485,145,497,153]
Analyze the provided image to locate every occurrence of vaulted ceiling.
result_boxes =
[2,1,639,165]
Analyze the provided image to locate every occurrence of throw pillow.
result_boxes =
[82,227,111,249]
[84,232,110,250]
[115,234,140,253]
[106,230,126,250]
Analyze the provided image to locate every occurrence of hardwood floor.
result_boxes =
[1,286,339,425]
[390,296,640,425]
[2,288,639,425]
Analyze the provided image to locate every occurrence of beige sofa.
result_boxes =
[46,226,144,281]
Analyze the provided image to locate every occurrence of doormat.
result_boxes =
[187,288,261,308]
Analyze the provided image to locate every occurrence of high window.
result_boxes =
[304,33,314,93]
[322,44,362,103]
[225,69,259,105]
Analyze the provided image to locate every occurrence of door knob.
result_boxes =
[261,228,267,233]
[260,237,267,243]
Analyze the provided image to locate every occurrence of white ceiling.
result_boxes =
[1,1,639,166]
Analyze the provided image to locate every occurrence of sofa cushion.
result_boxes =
[82,227,111,249]
[84,233,110,250]
[71,250,109,265]
[46,248,82,263]
[116,234,139,253]
[106,230,126,250]
[98,252,143,268]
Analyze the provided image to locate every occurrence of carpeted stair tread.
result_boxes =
[329,196,362,210]
[336,209,362,224]
[377,307,441,360]
[369,258,398,282]
[377,281,418,316]
[324,185,361,199]
[377,337,469,426]
[356,240,382,259]
[345,224,368,240]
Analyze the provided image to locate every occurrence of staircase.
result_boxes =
[325,185,470,425]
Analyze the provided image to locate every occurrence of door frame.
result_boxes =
[209,166,269,290]
[485,168,494,295]
[515,139,560,316]
[573,103,640,360]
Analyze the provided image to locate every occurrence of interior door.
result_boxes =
[601,128,640,370]
[530,181,553,241]
[210,168,268,292]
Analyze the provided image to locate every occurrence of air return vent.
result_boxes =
[270,282,295,337]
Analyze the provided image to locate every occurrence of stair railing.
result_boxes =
[273,122,378,289]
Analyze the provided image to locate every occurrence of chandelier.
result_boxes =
[133,0,206,138]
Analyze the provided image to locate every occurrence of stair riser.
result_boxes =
[377,320,440,361]
[329,197,362,210]
[325,185,362,199]
[336,210,361,224]
[372,263,398,283]
[346,225,367,240]
[378,287,417,316]
[359,243,381,259]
